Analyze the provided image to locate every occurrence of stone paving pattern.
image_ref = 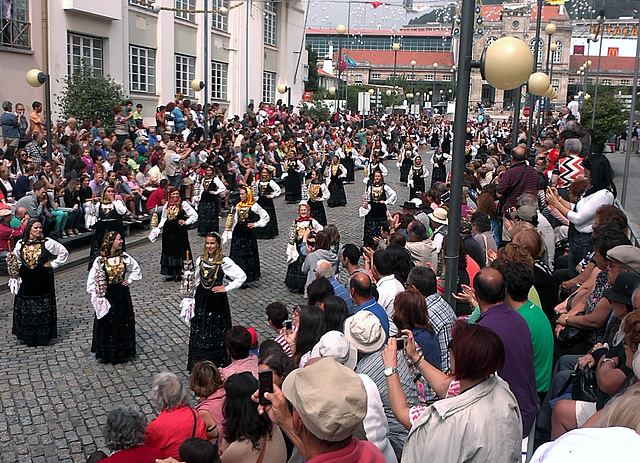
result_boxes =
[0,156,426,463]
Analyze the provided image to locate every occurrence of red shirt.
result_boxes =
[145,406,208,459]
[307,438,386,463]
[102,445,164,463]
[0,221,25,253]
[146,188,167,211]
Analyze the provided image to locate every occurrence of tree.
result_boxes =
[580,94,628,152]
[57,60,126,130]
[298,101,331,121]
[305,46,319,92]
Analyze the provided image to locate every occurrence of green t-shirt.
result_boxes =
[517,300,554,394]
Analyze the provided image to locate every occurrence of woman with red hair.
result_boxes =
[382,322,522,462]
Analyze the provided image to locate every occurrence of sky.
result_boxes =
[305,0,446,31]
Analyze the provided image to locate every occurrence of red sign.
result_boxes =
[303,91,314,102]
[523,106,530,117]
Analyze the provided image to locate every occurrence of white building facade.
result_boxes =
[1,0,308,124]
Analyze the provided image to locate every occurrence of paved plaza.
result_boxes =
[1,146,639,462]
[0,160,417,463]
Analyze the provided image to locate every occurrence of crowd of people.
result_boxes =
[3,93,640,462]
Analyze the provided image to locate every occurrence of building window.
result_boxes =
[129,45,156,94]
[0,0,30,49]
[175,54,196,97]
[175,0,196,22]
[568,78,576,84]
[211,60,228,101]
[128,0,153,9]
[425,74,434,81]
[484,36,497,49]
[551,79,559,86]
[621,79,630,86]
[264,0,277,46]
[263,71,276,103]
[529,38,544,64]
[371,73,382,80]
[442,74,452,82]
[212,0,228,31]
[354,74,363,83]
[67,32,103,76]
[552,41,562,64]
[602,78,612,85]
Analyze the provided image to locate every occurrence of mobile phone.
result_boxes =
[259,369,274,405]
[284,319,292,331]
[395,336,405,351]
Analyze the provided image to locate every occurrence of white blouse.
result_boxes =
[157,201,198,229]
[14,238,69,269]
[86,252,142,294]
[194,256,247,291]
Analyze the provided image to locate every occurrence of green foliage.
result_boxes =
[580,94,628,152]
[305,46,320,93]
[298,101,331,121]
[56,60,126,129]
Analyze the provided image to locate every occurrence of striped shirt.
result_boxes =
[328,276,355,313]
[426,294,456,373]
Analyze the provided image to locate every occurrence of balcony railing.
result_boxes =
[0,18,31,50]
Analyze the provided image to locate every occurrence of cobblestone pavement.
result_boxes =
[0,153,429,463]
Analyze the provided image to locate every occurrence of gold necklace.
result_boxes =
[22,242,42,269]
[167,203,180,220]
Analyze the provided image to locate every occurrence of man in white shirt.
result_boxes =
[372,249,403,323]
[567,95,580,123]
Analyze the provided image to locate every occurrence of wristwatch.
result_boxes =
[383,366,398,377]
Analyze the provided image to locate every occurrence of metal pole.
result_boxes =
[512,85,522,147]
[540,32,552,137]
[621,13,640,208]
[203,0,208,142]
[411,64,415,95]
[392,49,398,114]
[44,74,52,163]
[287,87,292,113]
[245,0,250,110]
[591,8,605,130]
[338,35,343,113]
[526,0,543,149]
[443,0,474,308]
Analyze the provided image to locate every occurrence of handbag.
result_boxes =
[571,365,599,402]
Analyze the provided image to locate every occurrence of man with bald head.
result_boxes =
[473,267,538,438]
[349,272,390,337]
[496,145,539,216]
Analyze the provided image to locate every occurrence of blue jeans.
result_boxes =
[567,224,591,278]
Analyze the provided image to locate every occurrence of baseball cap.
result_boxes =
[281,357,366,442]
[515,205,537,222]
[607,245,640,274]
[603,272,640,306]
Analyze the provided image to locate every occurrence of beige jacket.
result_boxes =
[405,240,438,270]
[401,375,522,463]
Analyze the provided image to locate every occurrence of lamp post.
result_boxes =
[621,11,640,208]
[526,0,544,149]
[391,42,400,114]
[25,69,52,162]
[432,62,439,105]
[451,65,457,98]
[336,24,346,113]
[541,23,556,131]
[368,88,375,117]
[410,59,416,97]
[591,8,606,130]
[443,29,534,306]
[277,84,292,113]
